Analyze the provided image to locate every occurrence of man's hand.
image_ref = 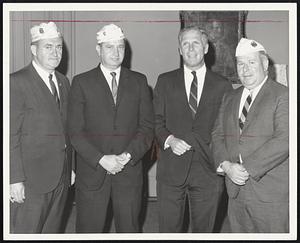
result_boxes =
[10,182,25,203]
[71,170,76,186]
[221,161,249,185]
[99,155,124,174]
[168,136,192,156]
[116,152,131,166]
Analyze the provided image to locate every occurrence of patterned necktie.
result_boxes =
[48,74,60,108]
[189,71,198,118]
[110,72,118,104]
[239,92,252,133]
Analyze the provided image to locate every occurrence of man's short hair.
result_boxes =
[178,26,209,46]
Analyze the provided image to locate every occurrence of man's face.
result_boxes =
[179,29,208,71]
[31,37,63,72]
[236,52,268,89]
[97,39,125,70]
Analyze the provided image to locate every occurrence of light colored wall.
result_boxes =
[246,11,289,65]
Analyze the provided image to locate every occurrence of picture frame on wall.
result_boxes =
[180,11,248,83]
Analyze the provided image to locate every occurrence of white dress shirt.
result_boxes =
[184,64,206,106]
[32,60,60,97]
[164,64,207,149]
[100,64,121,92]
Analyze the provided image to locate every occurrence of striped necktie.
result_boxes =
[189,71,198,118]
[239,92,252,133]
[110,72,117,104]
[48,74,60,108]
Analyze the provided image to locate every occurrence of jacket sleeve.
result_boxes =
[126,76,154,166]
[10,74,26,184]
[153,75,172,148]
[242,91,289,181]
[211,93,231,169]
[67,77,104,170]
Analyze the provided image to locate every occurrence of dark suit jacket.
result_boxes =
[10,63,72,193]
[212,78,289,202]
[154,68,232,187]
[67,65,154,191]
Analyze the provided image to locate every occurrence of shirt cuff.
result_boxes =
[164,135,173,150]
[216,162,226,176]
[216,165,225,173]
[239,154,243,163]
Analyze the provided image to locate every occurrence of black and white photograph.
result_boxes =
[3,2,297,241]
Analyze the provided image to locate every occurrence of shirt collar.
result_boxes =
[183,64,206,77]
[32,60,55,81]
[100,63,121,78]
[244,75,268,98]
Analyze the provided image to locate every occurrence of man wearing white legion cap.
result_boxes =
[68,23,154,232]
[10,22,73,233]
[212,37,289,232]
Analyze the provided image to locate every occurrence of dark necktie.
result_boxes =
[189,71,198,118]
[110,72,118,104]
[239,92,252,133]
[48,74,60,108]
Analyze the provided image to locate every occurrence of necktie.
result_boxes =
[48,74,60,108]
[110,72,118,104]
[239,92,252,133]
[189,71,198,118]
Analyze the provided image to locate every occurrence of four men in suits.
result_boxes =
[67,24,154,233]
[10,22,73,233]
[9,22,290,234]
[212,38,289,232]
[153,26,232,232]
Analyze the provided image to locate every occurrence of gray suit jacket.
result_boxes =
[212,77,289,202]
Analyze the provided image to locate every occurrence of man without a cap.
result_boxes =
[212,37,289,232]
[10,22,74,233]
[153,26,232,232]
[67,23,154,233]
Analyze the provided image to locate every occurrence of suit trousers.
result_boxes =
[10,160,69,233]
[228,197,289,233]
[75,173,143,233]
[157,159,223,233]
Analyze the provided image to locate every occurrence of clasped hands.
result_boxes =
[168,135,192,156]
[99,153,130,175]
[221,161,249,185]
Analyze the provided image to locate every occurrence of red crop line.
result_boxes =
[11,19,181,23]
[11,19,285,23]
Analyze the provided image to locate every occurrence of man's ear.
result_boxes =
[30,44,37,56]
[262,56,269,72]
[204,43,209,55]
[178,46,182,56]
[96,44,101,56]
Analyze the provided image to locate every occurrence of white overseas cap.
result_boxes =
[96,24,125,44]
[235,38,266,57]
[30,22,62,43]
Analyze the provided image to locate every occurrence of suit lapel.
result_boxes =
[115,67,128,109]
[28,64,62,114]
[55,72,65,108]
[242,78,270,132]
[195,70,214,119]
[232,88,243,137]
[96,65,116,108]
[175,69,193,119]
